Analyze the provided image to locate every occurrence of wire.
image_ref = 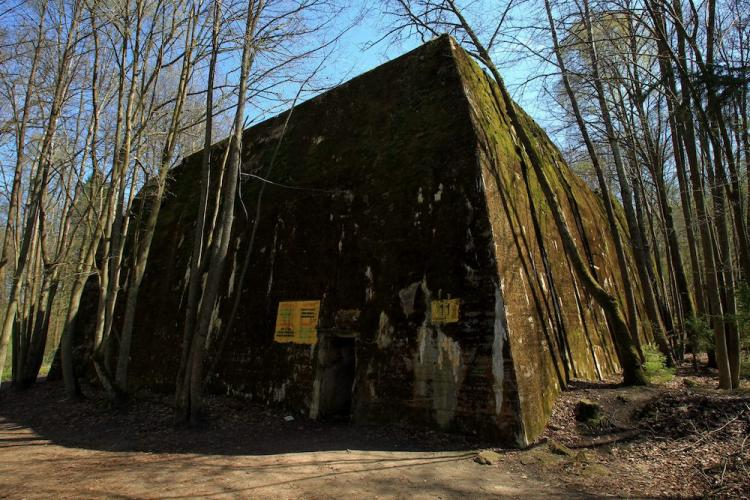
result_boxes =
[240,172,343,195]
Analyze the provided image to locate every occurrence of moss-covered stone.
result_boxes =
[103,35,648,447]
[574,399,602,423]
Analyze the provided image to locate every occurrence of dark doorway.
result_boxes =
[316,335,356,420]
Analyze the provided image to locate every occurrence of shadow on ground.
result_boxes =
[0,379,494,457]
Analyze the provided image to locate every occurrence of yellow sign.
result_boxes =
[431,299,460,323]
[274,300,321,344]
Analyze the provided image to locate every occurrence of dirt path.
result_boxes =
[0,382,569,499]
[1,369,747,498]
[0,426,565,499]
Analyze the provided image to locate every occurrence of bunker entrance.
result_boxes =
[316,334,356,420]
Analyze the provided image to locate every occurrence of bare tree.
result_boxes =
[1,0,84,388]
[176,0,266,424]
[388,0,648,385]
[116,3,199,397]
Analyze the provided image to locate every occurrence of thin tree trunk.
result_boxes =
[178,0,222,415]
[544,0,651,361]
[178,0,267,424]
[704,0,740,387]
[116,9,197,395]
[584,0,677,361]
[93,0,144,366]
[61,228,104,398]
[3,0,82,393]
[451,0,646,384]
[646,0,733,386]
[0,0,50,384]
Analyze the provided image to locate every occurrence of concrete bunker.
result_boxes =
[116,35,649,447]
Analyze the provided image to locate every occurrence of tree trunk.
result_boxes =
[0,0,49,328]
[453,0,646,385]
[177,0,266,424]
[116,9,197,395]
[176,0,222,421]
[646,0,734,386]
[1,0,82,392]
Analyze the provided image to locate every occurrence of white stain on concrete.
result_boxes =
[272,382,288,402]
[492,282,507,416]
[377,311,393,348]
[365,266,375,302]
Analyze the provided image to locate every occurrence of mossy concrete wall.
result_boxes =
[119,35,648,446]
[450,41,650,442]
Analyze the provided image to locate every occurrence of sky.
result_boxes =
[0,0,559,177]
[250,0,554,139]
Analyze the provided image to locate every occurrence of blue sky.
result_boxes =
[340,2,548,110]
[251,0,554,137]
[0,0,558,175]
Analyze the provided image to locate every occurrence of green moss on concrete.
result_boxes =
[104,36,649,447]
[448,39,645,443]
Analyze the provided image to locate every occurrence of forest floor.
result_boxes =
[0,362,748,499]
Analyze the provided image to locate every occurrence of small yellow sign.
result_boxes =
[431,299,460,323]
[274,300,321,344]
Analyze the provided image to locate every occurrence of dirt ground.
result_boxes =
[0,364,748,498]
